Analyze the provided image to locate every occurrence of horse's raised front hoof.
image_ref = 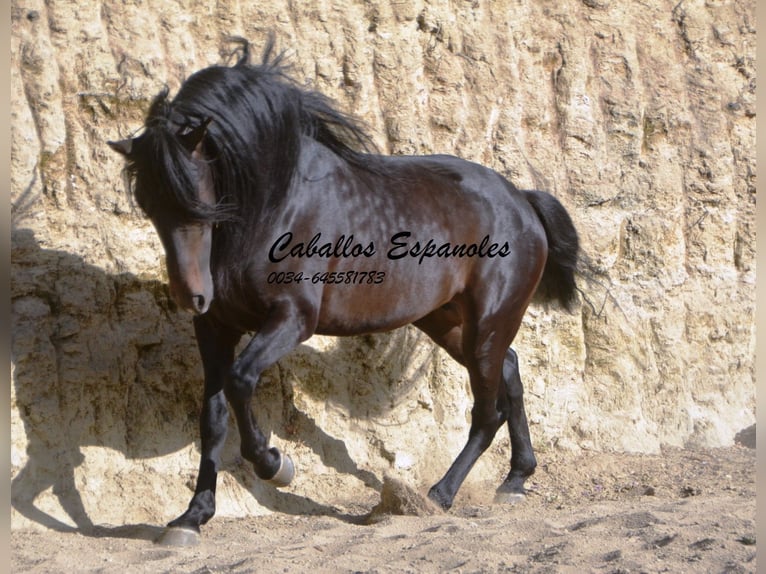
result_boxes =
[155,526,201,547]
[265,450,295,488]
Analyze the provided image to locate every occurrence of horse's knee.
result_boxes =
[225,364,259,402]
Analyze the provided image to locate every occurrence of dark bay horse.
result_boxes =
[109,38,579,546]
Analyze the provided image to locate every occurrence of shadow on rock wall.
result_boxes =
[12,224,433,536]
[12,225,195,536]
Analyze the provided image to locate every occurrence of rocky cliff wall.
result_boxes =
[11,0,755,530]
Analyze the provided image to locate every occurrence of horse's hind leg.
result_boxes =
[494,348,537,502]
[415,305,512,510]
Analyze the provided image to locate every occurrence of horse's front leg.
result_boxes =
[156,314,241,546]
[225,302,315,486]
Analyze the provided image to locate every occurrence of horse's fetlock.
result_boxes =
[511,453,537,477]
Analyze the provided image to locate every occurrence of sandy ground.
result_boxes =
[11,443,756,573]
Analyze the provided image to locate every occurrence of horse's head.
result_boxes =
[109,119,216,315]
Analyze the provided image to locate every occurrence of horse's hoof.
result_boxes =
[155,526,200,547]
[493,490,526,505]
[266,451,295,488]
[426,486,453,512]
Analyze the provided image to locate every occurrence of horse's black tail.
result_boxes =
[524,190,580,311]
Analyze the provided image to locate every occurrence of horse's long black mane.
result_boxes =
[122,37,380,226]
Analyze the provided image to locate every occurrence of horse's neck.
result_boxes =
[293,136,349,181]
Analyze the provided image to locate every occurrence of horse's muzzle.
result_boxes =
[162,222,215,315]
[168,277,214,315]
[191,294,209,314]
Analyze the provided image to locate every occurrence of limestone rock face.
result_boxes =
[11,0,755,530]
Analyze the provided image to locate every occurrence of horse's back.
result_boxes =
[382,153,546,248]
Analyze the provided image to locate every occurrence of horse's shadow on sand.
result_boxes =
[11,228,428,542]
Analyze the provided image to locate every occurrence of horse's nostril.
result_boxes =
[193,295,206,312]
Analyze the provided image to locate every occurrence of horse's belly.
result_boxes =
[314,271,461,336]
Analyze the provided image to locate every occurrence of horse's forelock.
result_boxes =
[123,120,219,223]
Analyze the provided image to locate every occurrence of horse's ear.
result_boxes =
[107,138,134,156]
[179,117,212,153]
